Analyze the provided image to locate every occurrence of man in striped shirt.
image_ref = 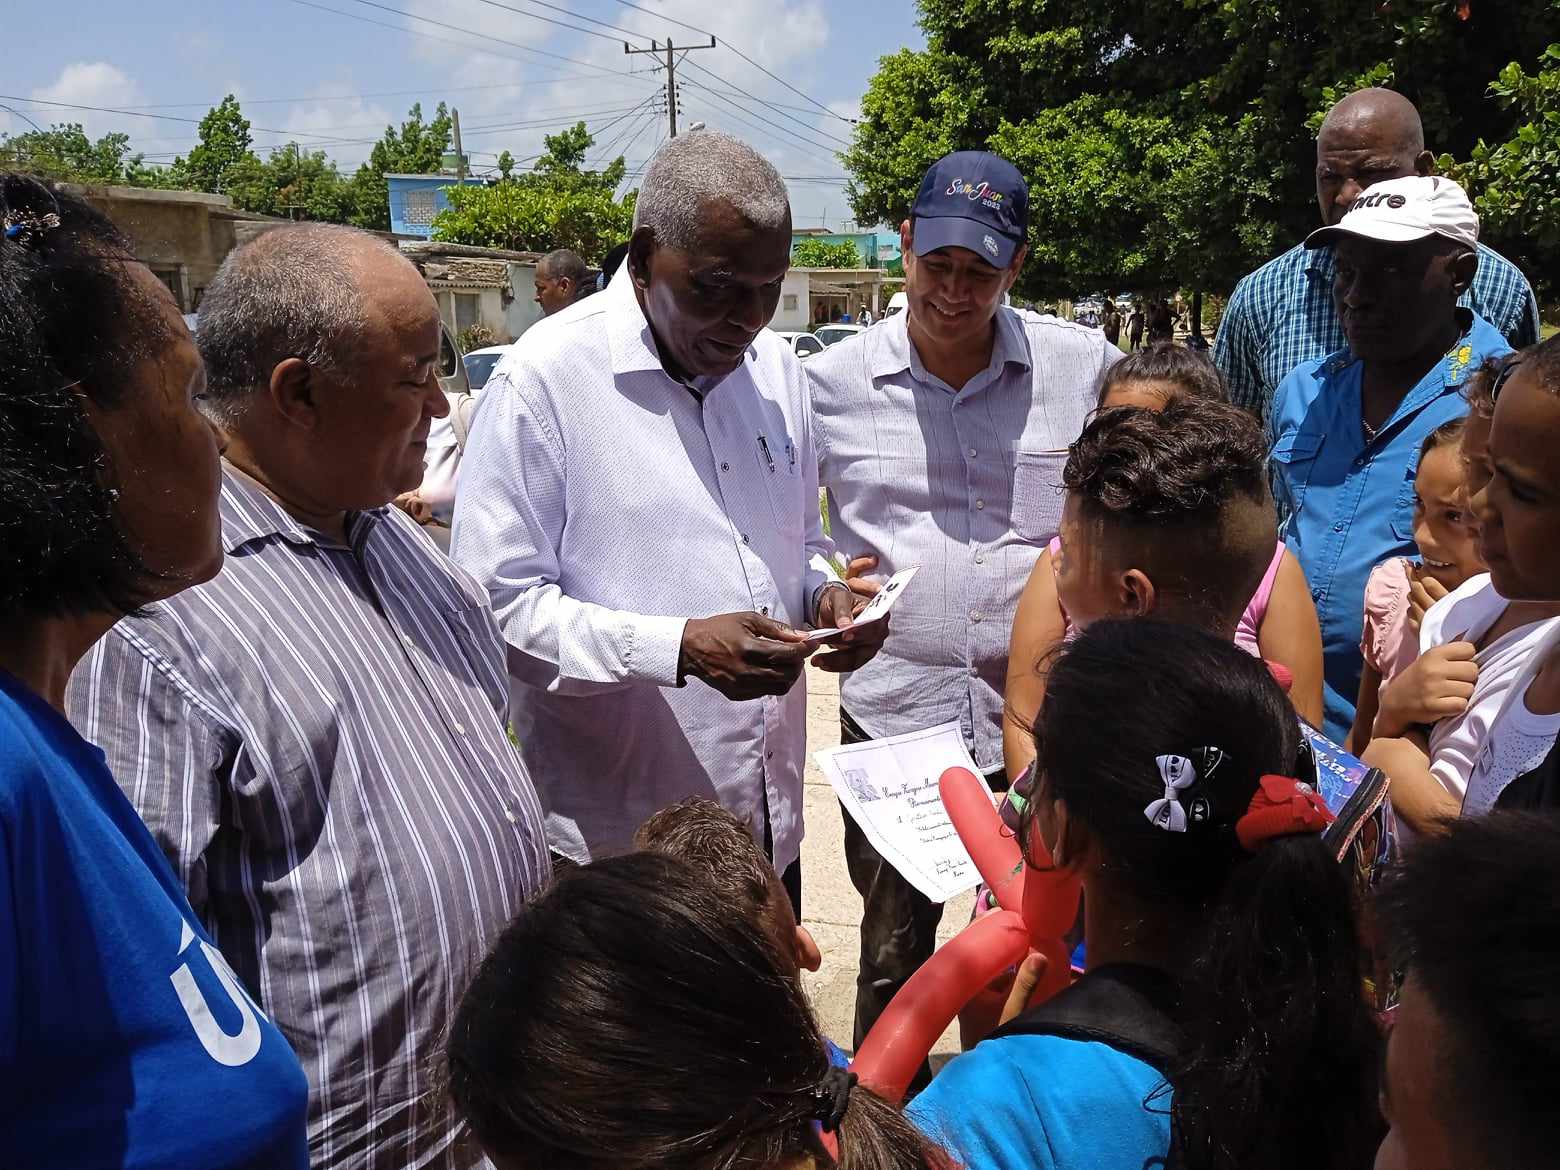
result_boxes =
[67,224,551,1170]
[1215,88,1539,426]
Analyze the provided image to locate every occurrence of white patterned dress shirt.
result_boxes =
[452,268,839,872]
[808,308,1119,772]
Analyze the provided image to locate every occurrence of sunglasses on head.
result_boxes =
[1489,357,1525,404]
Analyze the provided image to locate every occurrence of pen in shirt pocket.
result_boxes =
[757,433,776,473]
[784,438,796,472]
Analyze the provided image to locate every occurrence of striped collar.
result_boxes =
[868,303,1033,386]
[219,463,385,555]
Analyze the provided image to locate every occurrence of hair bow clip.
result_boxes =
[1144,754,1198,832]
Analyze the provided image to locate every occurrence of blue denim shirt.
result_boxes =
[1270,311,1511,741]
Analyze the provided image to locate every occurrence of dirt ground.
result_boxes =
[798,663,974,1065]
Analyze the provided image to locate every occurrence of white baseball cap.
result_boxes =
[1305,175,1479,252]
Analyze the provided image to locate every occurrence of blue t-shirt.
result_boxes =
[907,1033,1170,1170]
[0,670,309,1168]
[1270,312,1511,741]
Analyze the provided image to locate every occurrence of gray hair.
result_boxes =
[196,222,401,426]
[538,248,590,284]
[631,130,790,252]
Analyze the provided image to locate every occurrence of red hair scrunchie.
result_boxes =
[1235,774,1334,853]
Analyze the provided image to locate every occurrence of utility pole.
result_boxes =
[624,35,716,138]
[451,107,467,180]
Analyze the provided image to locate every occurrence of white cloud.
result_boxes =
[2,61,149,141]
[276,86,397,171]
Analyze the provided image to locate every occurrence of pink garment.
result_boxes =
[1234,541,1286,657]
[1360,556,1420,685]
[1047,536,1283,661]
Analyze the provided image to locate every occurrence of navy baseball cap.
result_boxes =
[910,151,1029,269]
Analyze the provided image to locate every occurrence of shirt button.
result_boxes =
[1332,522,1344,533]
[760,605,769,615]
[974,553,985,565]
[453,722,466,735]
[970,610,982,623]
[969,666,978,677]
[968,447,978,458]
[975,499,986,510]
[504,806,518,824]
[721,462,730,472]
[741,533,750,544]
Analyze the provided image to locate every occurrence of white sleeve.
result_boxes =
[451,369,687,696]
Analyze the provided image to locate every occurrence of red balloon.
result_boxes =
[849,909,1030,1104]
[938,767,1024,908]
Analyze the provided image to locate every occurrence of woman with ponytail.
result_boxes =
[910,619,1381,1170]
[445,851,946,1170]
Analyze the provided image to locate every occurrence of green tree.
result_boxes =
[348,102,453,231]
[791,238,862,268]
[224,143,355,223]
[496,150,516,181]
[431,122,635,257]
[0,122,157,185]
[1442,40,1560,299]
[845,0,1557,298]
[170,95,259,194]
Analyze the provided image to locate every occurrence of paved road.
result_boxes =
[798,663,974,1065]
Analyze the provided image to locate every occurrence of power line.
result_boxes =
[104,73,663,112]
[460,0,646,46]
[679,59,853,147]
[599,0,855,123]
[284,0,632,78]
[0,93,372,146]
[677,78,842,162]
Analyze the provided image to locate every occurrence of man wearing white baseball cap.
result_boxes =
[1270,175,1514,742]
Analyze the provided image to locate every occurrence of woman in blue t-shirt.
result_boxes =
[910,620,1382,1170]
[0,175,308,1167]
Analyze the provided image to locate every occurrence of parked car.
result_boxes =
[773,330,827,360]
[462,344,511,390]
[815,323,866,347]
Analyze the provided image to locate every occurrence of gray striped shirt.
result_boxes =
[807,308,1119,770]
[67,468,551,1170]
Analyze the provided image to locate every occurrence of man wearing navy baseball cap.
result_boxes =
[806,150,1121,1084]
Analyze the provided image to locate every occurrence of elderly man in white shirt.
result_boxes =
[452,131,887,905]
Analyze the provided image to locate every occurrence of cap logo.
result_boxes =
[1348,191,1408,213]
[983,235,1000,257]
[945,177,1006,211]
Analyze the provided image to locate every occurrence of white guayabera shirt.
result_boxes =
[452,266,840,872]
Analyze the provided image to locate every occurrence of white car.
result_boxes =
[815,323,866,347]
[773,330,827,359]
[462,344,511,390]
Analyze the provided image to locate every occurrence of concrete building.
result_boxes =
[398,239,544,343]
[769,267,888,332]
[791,226,902,272]
[66,184,286,313]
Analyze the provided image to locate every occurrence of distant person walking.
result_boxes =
[1126,302,1145,351]
[1100,297,1122,347]
[1147,297,1174,344]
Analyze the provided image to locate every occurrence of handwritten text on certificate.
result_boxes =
[814,721,984,903]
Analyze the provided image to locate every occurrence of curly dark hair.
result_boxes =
[1062,397,1273,629]
[1096,342,1228,407]
[0,173,171,618]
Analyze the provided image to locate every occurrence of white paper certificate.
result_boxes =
[814,720,983,903]
[806,566,920,642]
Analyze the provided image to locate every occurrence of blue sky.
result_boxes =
[4,0,926,228]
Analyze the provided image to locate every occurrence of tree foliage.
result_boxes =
[431,122,635,259]
[792,238,862,268]
[1442,40,1560,298]
[0,123,157,186]
[845,0,1559,298]
[169,96,255,194]
[349,102,452,230]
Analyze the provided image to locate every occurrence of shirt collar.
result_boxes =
[220,463,383,555]
[603,263,754,393]
[867,304,1032,385]
[1304,243,1336,279]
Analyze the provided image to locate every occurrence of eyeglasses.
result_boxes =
[1489,357,1525,404]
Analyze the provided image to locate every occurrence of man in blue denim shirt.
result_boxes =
[1271,175,1512,742]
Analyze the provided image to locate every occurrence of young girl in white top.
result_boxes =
[1364,345,1560,833]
